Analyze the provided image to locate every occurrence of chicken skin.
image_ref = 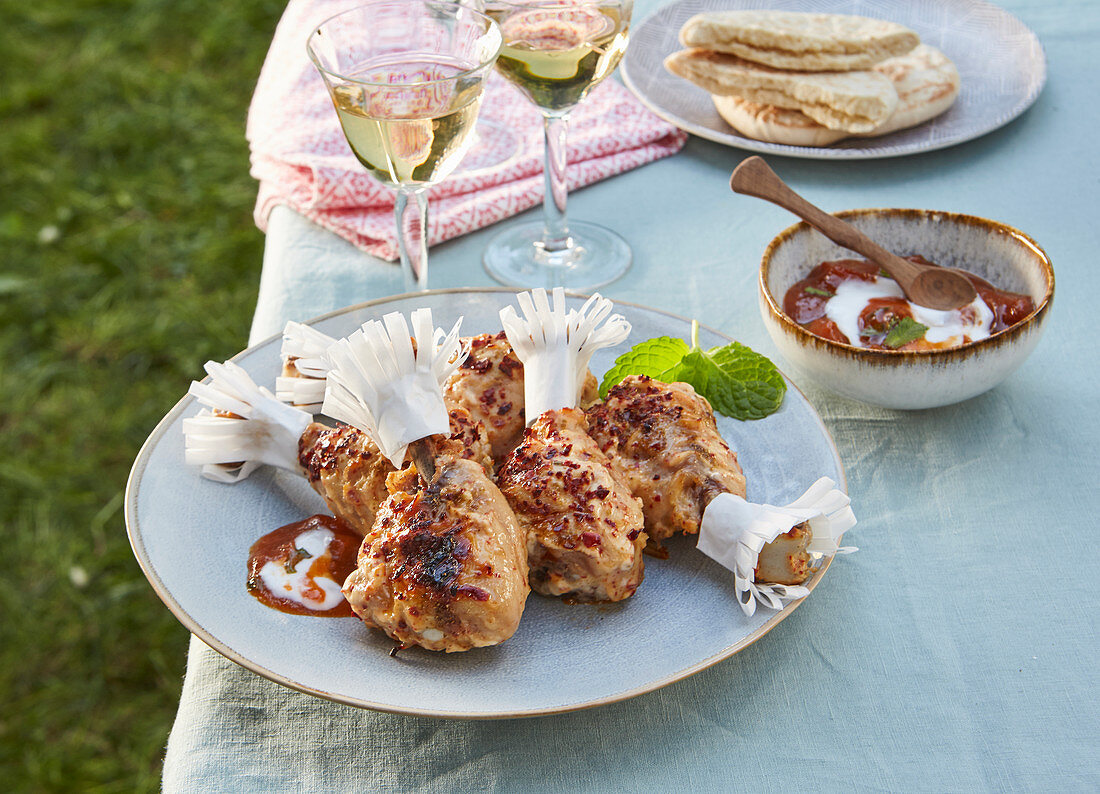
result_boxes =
[444,332,600,466]
[588,375,812,585]
[297,407,492,537]
[444,332,526,463]
[498,407,646,603]
[586,375,747,543]
[342,454,530,652]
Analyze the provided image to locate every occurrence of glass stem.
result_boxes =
[396,188,429,292]
[541,112,571,252]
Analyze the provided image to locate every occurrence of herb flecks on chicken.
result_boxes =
[298,406,492,537]
[587,374,747,543]
[444,331,527,463]
[443,331,600,466]
[498,407,646,603]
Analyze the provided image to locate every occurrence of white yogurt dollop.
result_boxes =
[825,276,993,348]
[259,527,344,611]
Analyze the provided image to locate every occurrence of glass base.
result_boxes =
[453,119,520,175]
[483,220,632,290]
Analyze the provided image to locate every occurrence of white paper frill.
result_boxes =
[183,361,313,483]
[274,321,337,412]
[698,477,858,617]
[321,309,466,468]
[499,287,631,422]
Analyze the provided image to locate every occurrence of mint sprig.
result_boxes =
[599,322,786,420]
[883,316,928,349]
[598,336,689,392]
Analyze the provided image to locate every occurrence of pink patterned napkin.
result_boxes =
[247,0,687,261]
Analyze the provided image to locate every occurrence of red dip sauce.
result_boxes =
[247,514,360,617]
[783,257,1035,350]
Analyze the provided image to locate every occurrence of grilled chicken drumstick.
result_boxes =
[497,288,644,602]
[498,407,645,602]
[186,310,530,652]
[343,450,528,652]
[587,374,748,542]
[586,374,814,582]
[321,310,529,651]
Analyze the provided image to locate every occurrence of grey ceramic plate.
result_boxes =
[126,289,845,718]
[621,0,1046,160]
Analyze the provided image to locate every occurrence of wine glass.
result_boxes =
[307,1,503,291]
[482,0,633,289]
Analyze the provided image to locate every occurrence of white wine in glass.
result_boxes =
[308,2,503,291]
[483,0,633,290]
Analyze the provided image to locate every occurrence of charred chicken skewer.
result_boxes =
[496,288,646,603]
[186,310,530,652]
[588,374,855,615]
[320,310,530,652]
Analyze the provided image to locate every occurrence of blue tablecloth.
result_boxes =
[163,1,1099,789]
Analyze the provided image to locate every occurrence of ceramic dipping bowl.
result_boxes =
[759,208,1055,409]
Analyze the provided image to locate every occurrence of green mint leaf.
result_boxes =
[597,330,786,421]
[883,317,928,349]
[704,342,786,420]
[804,286,833,298]
[599,336,690,397]
[285,547,313,574]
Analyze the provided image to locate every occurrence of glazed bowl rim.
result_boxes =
[759,207,1055,360]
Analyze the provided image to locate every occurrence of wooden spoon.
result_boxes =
[730,156,977,310]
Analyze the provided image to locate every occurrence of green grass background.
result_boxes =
[1,1,285,788]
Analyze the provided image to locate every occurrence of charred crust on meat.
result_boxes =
[299,423,375,483]
[461,356,494,374]
[377,481,493,606]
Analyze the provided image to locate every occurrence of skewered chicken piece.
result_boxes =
[495,289,642,602]
[343,451,529,652]
[439,330,602,465]
[322,310,530,652]
[497,408,645,602]
[587,374,822,591]
[299,406,492,536]
[587,375,748,543]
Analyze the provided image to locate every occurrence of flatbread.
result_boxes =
[712,45,960,146]
[665,48,898,132]
[680,10,920,71]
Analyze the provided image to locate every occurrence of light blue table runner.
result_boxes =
[163,1,1099,789]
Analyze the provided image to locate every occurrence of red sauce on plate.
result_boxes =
[783,257,1035,350]
[246,514,361,617]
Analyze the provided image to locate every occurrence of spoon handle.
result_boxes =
[729,156,924,285]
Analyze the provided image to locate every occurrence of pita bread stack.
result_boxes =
[663,11,959,146]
